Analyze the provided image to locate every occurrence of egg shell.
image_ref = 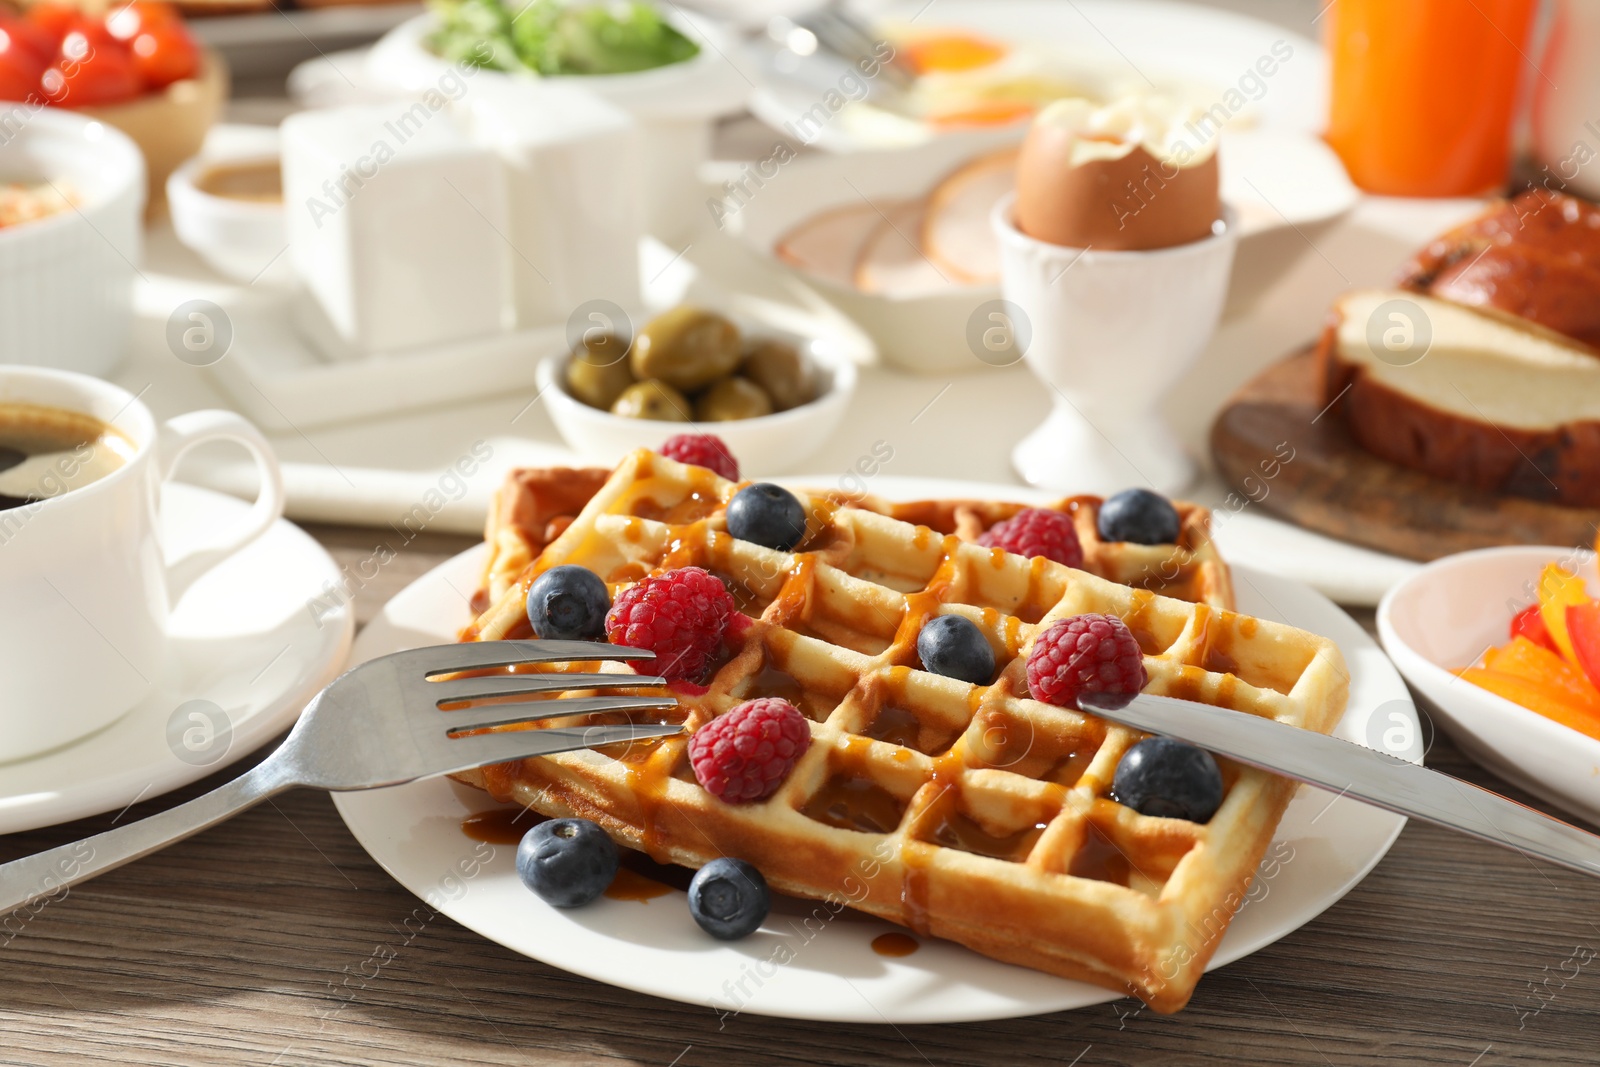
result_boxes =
[1015,128,1220,251]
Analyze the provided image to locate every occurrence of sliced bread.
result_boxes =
[1318,288,1600,505]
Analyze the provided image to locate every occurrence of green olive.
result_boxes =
[630,306,742,392]
[695,377,773,422]
[740,338,814,411]
[564,333,635,409]
[611,379,692,421]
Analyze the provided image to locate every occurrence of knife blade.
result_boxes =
[1077,691,1600,880]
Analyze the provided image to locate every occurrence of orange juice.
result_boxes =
[1325,0,1538,196]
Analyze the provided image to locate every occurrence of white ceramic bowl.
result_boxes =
[0,109,145,374]
[167,151,292,286]
[536,331,856,475]
[364,12,746,241]
[1377,545,1600,825]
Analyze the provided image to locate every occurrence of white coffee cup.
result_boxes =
[0,367,284,764]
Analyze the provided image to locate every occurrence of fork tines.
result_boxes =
[418,640,680,743]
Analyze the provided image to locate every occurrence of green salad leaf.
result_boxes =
[428,0,700,76]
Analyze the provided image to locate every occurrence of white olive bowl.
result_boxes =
[536,334,856,476]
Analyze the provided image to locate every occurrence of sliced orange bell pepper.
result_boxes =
[1568,601,1600,691]
[1481,636,1600,710]
[1536,564,1589,666]
[1459,667,1600,743]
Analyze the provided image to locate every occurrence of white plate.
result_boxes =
[335,478,1413,1023]
[1378,545,1600,826]
[748,0,1326,152]
[0,483,353,834]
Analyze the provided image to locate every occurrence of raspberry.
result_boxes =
[660,433,739,482]
[605,566,737,682]
[689,698,811,802]
[1026,613,1147,708]
[978,508,1084,569]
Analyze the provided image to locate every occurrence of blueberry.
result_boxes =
[917,614,995,686]
[525,565,609,640]
[688,857,769,940]
[1112,737,1224,823]
[1097,489,1182,545]
[726,483,806,551]
[517,818,618,907]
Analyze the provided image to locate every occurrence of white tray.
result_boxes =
[207,290,557,432]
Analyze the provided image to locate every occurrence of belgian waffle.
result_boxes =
[456,450,1346,1012]
[474,466,1234,614]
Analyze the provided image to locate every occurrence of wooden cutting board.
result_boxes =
[1210,349,1600,562]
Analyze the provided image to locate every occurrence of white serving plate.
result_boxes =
[335,475,1415,1023]
[1378,545,1600,826]
[727,128,1356,374]
[748,0,1327,153]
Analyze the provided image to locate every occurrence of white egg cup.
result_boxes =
[992,193,1237,496]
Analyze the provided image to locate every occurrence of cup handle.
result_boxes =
[158,410,285,604]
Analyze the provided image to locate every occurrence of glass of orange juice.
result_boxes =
[1325,0,1539,196]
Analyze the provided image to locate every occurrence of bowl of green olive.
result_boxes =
[536,304,857,472]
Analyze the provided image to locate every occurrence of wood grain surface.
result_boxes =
[1211,350,1600,562]
[3,525,1597,1066]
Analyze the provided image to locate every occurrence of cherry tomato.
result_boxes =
[0,19,47,102]
[0,12,56,62]
[26,2,80,49]
[104,1,182,43]
[41,19,142,107]
[129,17,197,88]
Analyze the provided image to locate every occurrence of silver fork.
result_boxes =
[794,4,916,94]
[0,641,678,914]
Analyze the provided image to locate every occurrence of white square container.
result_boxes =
[462,81,643,327]
[281,101,509,354]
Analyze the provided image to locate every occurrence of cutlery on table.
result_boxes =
[0,641,678,912]
[1079,691,1600,879]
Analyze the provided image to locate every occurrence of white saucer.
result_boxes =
[335,487,1415,1024]
[0,482,352,834]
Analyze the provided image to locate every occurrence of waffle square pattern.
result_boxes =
[460,451,1349,1013]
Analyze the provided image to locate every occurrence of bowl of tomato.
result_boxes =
[0,1,226,211]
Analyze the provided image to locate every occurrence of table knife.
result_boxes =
[1077,691,1600,879]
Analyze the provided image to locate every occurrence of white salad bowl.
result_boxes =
[0,109,145,374]
[1377,544,1600,826]
[364,11,747,241]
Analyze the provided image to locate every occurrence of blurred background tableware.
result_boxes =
[747,0,1328,154]
[0,365,283,764]
[362,0,747,239]
[0,1,226,212]
[1323,0,1539,196]
[166,137,290,285]
[0,108,143,373]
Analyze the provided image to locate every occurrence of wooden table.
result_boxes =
[3,525,1595,1067]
